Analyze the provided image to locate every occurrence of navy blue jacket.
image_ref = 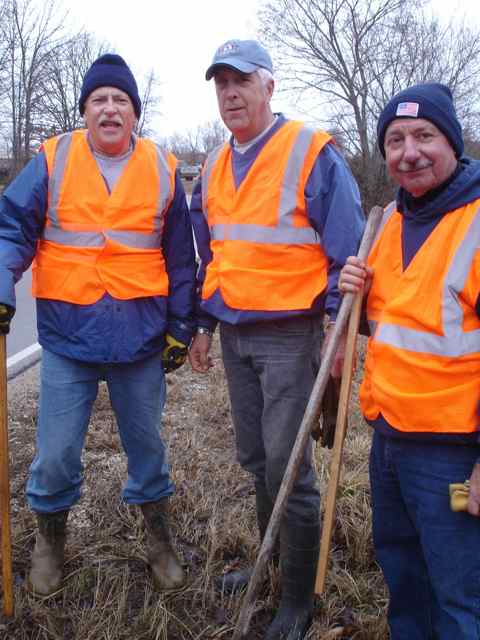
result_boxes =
[0,150,196,363]
[191,115,365,329]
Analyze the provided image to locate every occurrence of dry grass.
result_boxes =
[0,338,388,639]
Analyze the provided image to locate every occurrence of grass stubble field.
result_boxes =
[0,336,389,639]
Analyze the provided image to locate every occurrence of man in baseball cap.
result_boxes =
[205,39,273,80]
[190,38,364,639]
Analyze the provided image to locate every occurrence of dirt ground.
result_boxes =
[0,338,388,639]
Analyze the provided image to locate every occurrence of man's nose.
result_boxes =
[224,82,239,99]
[402,136,421,161]
[104,97,117,114]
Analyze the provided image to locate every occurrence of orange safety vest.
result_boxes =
[201,121,331,311]
[360,200,480,434]
[33,130,176,304]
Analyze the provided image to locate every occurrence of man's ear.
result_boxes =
[267,78,275,101]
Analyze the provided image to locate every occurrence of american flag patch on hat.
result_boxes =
[396,102,419,117]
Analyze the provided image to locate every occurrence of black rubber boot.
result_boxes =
[27,510,69,596]
[216,482,279,593]
[265,520,320,640]
[141,499,185,591]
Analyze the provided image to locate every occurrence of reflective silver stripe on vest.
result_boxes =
[43,227,161,249]
[48,133,73,229]
[204,127,321,245]
[201,143,224,220]
[44,134,167,249]
[374,207,480,357]
[154,144,173,230]
[209,223,320,244]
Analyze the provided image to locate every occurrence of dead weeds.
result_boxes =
[0,337,388,639]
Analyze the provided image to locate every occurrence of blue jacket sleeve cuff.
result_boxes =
[167,317,196,346]
[0,267,17,309]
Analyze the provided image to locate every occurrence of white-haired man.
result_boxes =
[189,39,365,639]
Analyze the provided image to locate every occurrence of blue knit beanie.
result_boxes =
[377,83,463,158]
[79,53,141,118]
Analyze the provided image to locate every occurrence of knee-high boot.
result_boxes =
[27,510,69,596]
[265,519,320,639]
[141,499,186,591]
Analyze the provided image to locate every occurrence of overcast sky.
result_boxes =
[63,0,480,141]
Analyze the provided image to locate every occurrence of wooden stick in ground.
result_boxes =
[232,206,384,640]
[315,283,364,594]
[0,334,13,617]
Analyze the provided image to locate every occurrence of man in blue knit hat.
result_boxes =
[340,82,480,639]
[0,53,196,595]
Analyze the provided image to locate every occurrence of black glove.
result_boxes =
[162,333,188,373]
[0,304,14,335]
[311,376,343,448]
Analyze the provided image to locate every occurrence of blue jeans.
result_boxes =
[370,431,480,640]
[220,317,322,524]
[27,349,173,513]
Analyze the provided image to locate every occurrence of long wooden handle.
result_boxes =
[232,206,384,639]
[0,334,13,617]
[315,289,363,593]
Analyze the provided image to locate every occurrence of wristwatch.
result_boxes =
[197,327,213,337]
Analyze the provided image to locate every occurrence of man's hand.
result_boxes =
[322,323,346,379]
[189,332,213,373]
[467,461,480,517]
[0,304,14,335]
[339,256,374,295]
[162,334,188,373]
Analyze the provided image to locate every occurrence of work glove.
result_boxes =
[311,375,344,448]
[0,304,14,335]
[162,333,188,373]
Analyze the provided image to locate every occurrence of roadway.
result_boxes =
[6,269,41,379]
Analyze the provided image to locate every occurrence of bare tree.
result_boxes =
[0,0,11,101]
[198,119,228,154]
[136,69,162,138]
[0,0,67,177]
[0,1,165,181]
[35,31,108,139]
[167,129,201,162]
[165,120,227,162]
[259,0,480,208]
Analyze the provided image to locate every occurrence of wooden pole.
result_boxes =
[0,334,13,617]
[232,206,384,639]
[315,286,363,593]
